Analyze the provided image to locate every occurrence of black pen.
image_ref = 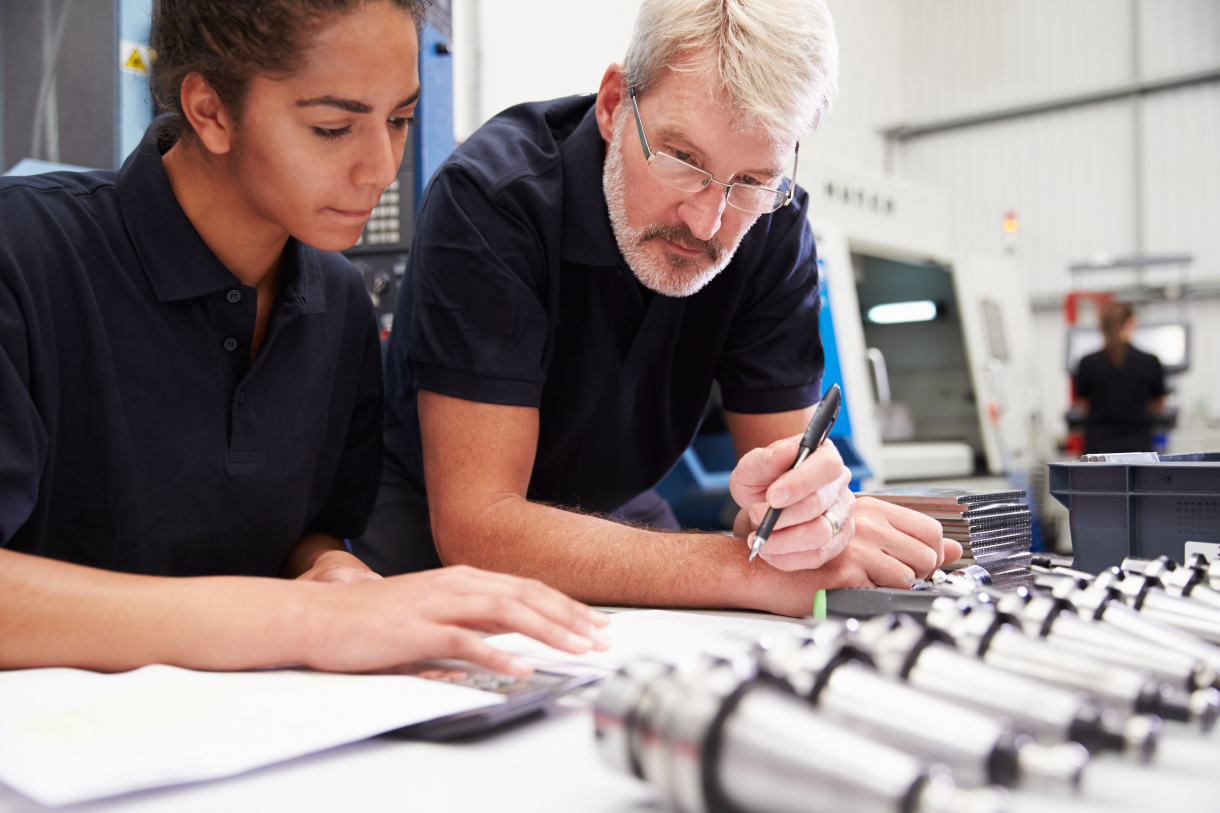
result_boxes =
[748,383,842,562]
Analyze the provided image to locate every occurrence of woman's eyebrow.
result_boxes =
[296,95,373,113]
[295,87,421,114]
[395,87,422,109]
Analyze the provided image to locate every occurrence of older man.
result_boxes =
[359,0,961,616]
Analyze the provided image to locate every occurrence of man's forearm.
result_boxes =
[0,548,317,672]
[433,496,829,615]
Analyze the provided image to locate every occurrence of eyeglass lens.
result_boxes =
[649,153,786,213]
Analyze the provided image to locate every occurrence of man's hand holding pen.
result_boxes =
[731,438,857,570]
[729,436,962,587]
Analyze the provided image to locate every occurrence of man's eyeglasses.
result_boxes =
[627,86,798,215]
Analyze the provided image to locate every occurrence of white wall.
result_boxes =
[450,0,1220,441]
[450,0,896,155]
[888,0,1220,440]
[452,0,644,140]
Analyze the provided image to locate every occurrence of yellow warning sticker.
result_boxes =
[119,39,152,75]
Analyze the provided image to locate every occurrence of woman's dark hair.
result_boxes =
[1100,300,1135,368]
[150,0,426,140]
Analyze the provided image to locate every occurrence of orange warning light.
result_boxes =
[1002,211,1019,234]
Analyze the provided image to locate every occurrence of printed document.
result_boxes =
[0,665,503,806]
[486,609,807,676]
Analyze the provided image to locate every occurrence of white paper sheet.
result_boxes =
[486,610,807,676]
[0,665,504,807]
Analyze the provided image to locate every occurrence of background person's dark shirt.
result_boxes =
[1076,345,1166,454]
[0,120,383,577]
[381,95,824,517]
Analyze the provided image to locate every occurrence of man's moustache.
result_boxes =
[638,224,724,261]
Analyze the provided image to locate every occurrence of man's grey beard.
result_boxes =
[602,117,741,298]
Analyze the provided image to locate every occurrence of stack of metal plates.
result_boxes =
[865,488,1033,588]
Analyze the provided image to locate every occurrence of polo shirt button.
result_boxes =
[223,337,238,352]
[227,289,242,303]
[237,391,245,405]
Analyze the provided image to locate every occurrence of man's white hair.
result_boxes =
[623,0,839,143]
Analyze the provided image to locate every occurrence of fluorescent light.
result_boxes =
[867,300,938,324]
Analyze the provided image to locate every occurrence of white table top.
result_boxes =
[4,606,1220,812]
[3,690,1220,813]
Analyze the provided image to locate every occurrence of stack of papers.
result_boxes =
[0,665,504,806]
[868,488,1035,588]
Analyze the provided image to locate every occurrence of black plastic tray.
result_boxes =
[1049,453,1220,574]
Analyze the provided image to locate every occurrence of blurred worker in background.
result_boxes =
[1075,302,1167,454]
[364,0,961,617]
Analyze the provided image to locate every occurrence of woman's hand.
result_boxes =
[303,565,611,676]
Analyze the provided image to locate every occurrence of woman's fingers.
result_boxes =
[442,593,609,654]
[432,626,536,677]
[427,566,609,644]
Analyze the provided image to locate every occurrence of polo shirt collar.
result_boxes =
[117,117,325,314]
[560,104,627,267]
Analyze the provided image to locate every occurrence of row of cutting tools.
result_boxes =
[593,553,1220,813]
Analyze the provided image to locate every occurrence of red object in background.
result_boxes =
[1063,290,1114,327]
[1063,291,1115,454]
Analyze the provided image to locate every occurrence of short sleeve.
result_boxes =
[407,166,551,407]
[305,301,384,540]
[1146,353,1167,399]
[0,256,48,545]
[716,200,823,414]
[1074,356,1095,401]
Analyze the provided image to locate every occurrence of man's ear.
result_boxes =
[179,72,237,155]
[595,63,627,144]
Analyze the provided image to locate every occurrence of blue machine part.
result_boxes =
[814,259,871,488]
[110,8,450,181]
[117,0,154,167]
[656,257,873,529]
[4,158,93,176]
[414,25,454,205]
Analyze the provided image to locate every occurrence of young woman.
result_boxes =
[0,0,607,674]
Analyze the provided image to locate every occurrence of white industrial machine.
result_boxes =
[798,157,1037,484]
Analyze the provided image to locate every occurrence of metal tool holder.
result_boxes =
[594,551,1220,813]
[852,613,1158,761]
[595,652,1011,813]
[925,596,1213,730]
[755,625,1088,791]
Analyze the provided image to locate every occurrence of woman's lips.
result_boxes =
[329,207,375,219]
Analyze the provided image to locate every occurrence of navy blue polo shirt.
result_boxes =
[382,94,823,513]
[0,120,383,577]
